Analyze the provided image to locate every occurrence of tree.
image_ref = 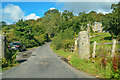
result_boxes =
[111,2,120,40]
[102,13,114,39]
[0,21,7,30]
[102,2,120,40]
[62,10,73,21]
[44,9,59,16]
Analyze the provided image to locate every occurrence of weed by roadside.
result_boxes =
[2,50,19,71]
[52,48,113,78]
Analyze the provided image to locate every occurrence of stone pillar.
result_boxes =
[0,35,6,59]
[78,31,90,59]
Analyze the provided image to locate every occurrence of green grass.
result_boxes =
[51,46,74,58]
[90,32,112,43]
[69,55,112,78]
[2,63,19,71]
[90,32,119,56]
[51,47,112,78]
[51,32,116,78]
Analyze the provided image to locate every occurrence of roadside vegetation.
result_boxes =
[2,50,19,71]
[51,32,115,78]
[0,1,120,79]
[50,2,120,79]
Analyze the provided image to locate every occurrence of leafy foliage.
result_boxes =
[102,2,120,40]
[2,50,18,68]
[1,2,120,78]
[51,29,75,51]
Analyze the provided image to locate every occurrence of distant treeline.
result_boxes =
[0,2,120,49]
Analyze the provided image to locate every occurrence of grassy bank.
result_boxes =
[51,32,117,78]
[51,47,112,78]
[90,32,112,43]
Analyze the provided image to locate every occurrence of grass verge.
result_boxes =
[2,63,20,71]
[51,47,112,78]
[51,32,114,78]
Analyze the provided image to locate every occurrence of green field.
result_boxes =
[90,32,112,43]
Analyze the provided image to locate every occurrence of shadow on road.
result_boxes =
[16,59,27,63]
[58,56,69,63]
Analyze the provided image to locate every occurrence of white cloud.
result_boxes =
[24,13,40,20]
[96,9,112,14]
[58,2,118,15]
[49,7,56,10]
[2,4,40,24]
[2,4,24,24]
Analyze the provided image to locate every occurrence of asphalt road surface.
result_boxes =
[3,43,95,78]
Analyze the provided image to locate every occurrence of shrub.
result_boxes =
[111,55,120,79]
[61,39,74,51]
[2,50,18,68]
[34,34,47,45]
[51,29,75,51]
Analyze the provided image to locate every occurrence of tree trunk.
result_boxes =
[116,35,120,41]
[109,31,114,39]
[111,33,114,40]
[48,33,51,39]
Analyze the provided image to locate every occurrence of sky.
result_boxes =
[0,0,120,24]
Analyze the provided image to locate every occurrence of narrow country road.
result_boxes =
[3,43,95,78]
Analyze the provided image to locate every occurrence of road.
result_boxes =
[3,43,95,78]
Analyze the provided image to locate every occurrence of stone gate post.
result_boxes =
[0,35,6,59]
[78,31,90,59]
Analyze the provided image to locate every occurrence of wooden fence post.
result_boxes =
[92,41,96,58]
[111,39,116,57]
[75,38,78,54]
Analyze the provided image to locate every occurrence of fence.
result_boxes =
[91,39,120,58]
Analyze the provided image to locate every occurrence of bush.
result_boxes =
[2,50,18,68]
[34,34,47,45]
[51,29,75,51]
[111,55,120,79]
[22,39,39,48]
[61,39,74,51]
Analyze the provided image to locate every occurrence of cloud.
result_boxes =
[57,2,118,15]
[2,4,40,24]
[24,13,40,20]
[49,7,56,10]
[96,9,112,14]
[2,4,24,24]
